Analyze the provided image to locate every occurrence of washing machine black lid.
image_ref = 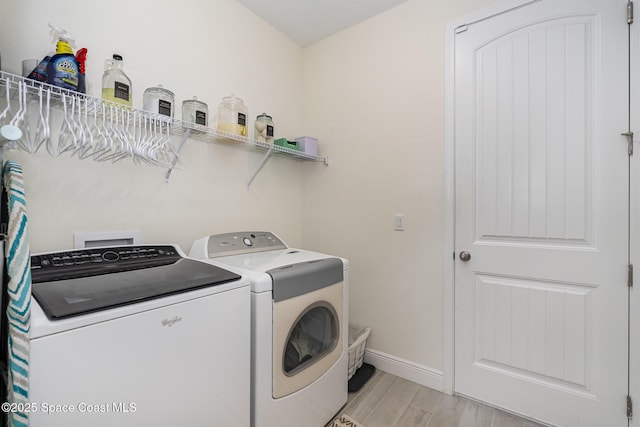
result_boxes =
[30,245,242,319]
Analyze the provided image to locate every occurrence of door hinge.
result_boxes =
[628,1,634,25]
[622,131,634,156]
[628,264,634,288]
[628,395,633,419]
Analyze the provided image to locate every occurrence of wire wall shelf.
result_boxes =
[0,71,328,186]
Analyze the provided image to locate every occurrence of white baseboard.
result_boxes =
[363,349,444,392]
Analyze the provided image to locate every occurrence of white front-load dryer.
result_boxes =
[190,232,349,427]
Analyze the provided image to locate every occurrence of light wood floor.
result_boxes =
[329,370,547,427]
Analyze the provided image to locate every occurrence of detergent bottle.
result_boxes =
[75,48,88,94]
[27,54,51,83]
[102,54,132,107]
[46,24,80,92]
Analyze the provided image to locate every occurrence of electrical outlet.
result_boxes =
[394,214,404,231]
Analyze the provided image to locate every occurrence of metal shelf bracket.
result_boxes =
[247,147,274,189]
[165,128,191,182]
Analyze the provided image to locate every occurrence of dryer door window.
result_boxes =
[283,303,338,375]
[272,281,344,398]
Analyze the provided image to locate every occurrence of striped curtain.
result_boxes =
[4,161,31,427]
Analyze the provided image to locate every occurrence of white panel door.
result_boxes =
[454,1,629,425]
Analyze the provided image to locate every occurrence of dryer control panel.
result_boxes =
[205,231,287,258]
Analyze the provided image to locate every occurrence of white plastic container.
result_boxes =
[295,136,318,156]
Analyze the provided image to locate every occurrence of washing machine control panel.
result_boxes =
[207,231,287,257]
[31,245,181,283]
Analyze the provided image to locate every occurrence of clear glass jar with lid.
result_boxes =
[217,94,248,136]
[143,85,175,118]
[182,96,208,127]
[254,113,274,143]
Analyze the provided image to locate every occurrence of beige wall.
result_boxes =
[0,0,309,253]
[0,0,502,380]
[301,0,499,373]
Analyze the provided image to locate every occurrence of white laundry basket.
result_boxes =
[348,324,371,380]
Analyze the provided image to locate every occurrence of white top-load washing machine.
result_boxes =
[26,244,251,427]
[190,231,349,427]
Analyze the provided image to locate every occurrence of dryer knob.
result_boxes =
[243,238,253,246]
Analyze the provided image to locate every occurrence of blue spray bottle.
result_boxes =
[46,24,80,92]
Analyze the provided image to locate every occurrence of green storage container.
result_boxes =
[274,138,301,151]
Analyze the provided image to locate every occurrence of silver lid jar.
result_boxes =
[254,113,274,143]
[143,85,175,118]
[182,96,208,127]
[217,94,248,136]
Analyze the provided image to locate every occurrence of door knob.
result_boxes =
[459,251,471,262]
